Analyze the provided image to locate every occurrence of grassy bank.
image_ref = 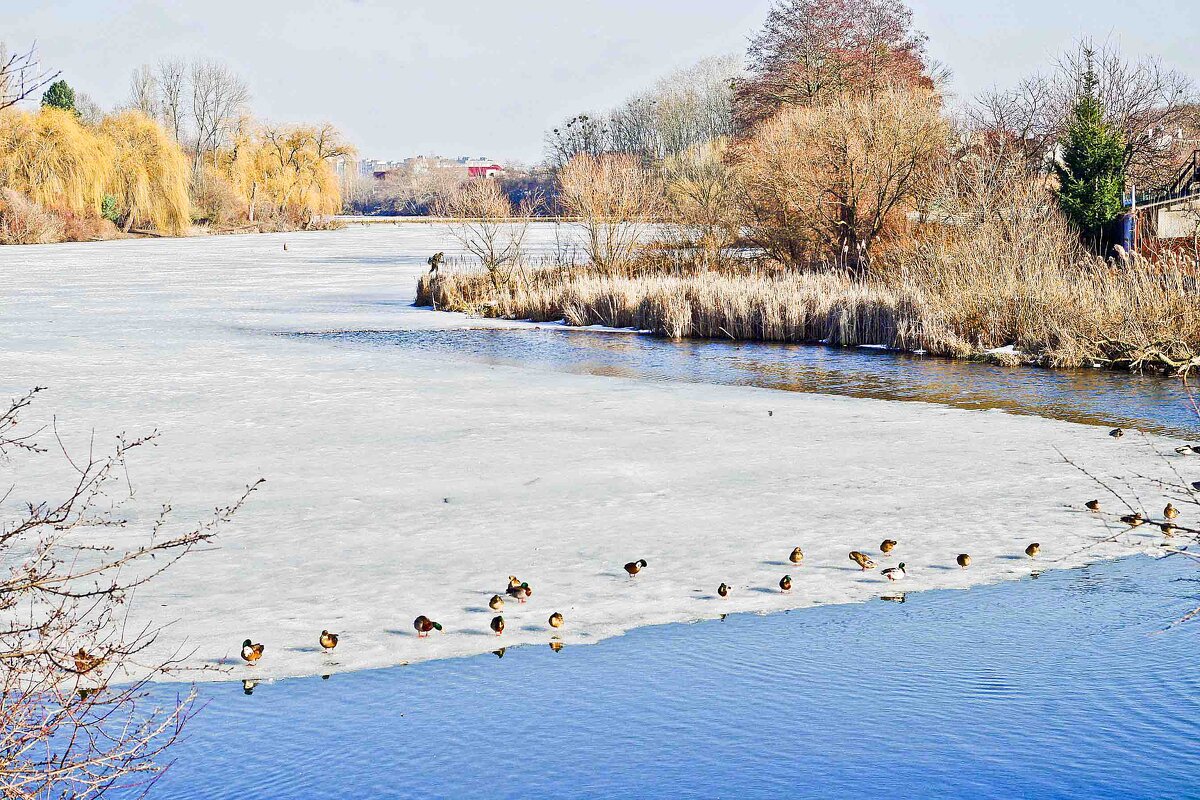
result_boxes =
[417,250,1200,373]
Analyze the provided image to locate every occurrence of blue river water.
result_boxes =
[301,327,1199,438]
[143,554,1198,799]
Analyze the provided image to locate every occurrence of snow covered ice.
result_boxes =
[0,225,1177,682]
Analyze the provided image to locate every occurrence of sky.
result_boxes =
[4,0,1199,163]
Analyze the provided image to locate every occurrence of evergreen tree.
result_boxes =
[40,80,77,114]
[1054,52,1125,239]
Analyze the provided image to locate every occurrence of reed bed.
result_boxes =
[418,247,1200,373]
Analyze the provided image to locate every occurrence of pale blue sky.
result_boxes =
[5,1,1198,162]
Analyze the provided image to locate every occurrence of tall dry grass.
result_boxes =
[418,236,1200,373]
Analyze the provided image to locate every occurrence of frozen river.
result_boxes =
[0,225,1187,682]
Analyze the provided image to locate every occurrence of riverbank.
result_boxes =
[0,226,1189,684]
[417,249,1200,373]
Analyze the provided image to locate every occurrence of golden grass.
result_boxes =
[418,244,1200,373]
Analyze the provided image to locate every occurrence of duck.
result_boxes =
[880,539,897,554]
[881,563,906,582]
[507,576,522,590]
[1164,503,1180,520]
[1109,428,1124,438]
[849,551,875,571]
[507,582,532,603]
[956,554,971,569]
[489,594,505,611]
[413,616,443,638]
[490,615,505,636]
[319,630,339,652]
[1161,522,1177,536]
[624,559,648,576]
[1025,543,1041,558]
[73,648,102,675]
[718,583,731,598]
[779,575,792,593]
[1120,512,1145,527]
[548,612,564,629]
[1085,499,1101,512]
[1174,445,1200,454]
[789,547,805,565]
[240,639,265,665]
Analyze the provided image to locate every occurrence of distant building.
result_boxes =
[464,159,504,179]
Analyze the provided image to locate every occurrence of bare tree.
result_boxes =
[434,179,539,289]
[128,64,159,117]
[558,154,663,269]
[0,388,261,799]
[734,0,939,130]
[736,86,950,269]
[190,59,249,170]
[973,39,1198,189]
[662,138,742,269]
[0,42,60,111]
[157,60,188,143]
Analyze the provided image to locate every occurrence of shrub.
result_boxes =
[0,188,65,244]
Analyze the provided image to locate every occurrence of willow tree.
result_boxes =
[0,108,109,215]
[229,122,352,223]
[98,111,191,234]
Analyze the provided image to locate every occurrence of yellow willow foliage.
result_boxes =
[98,111,191,235]
[228,123,351,220]
[0,108,109,214]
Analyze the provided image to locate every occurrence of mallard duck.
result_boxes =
[849,551,875,570]
[881,563,906,581]
[1085,499,1101,512]
[1174,445,1200,454]
[718,583,731,598]
[490,615,505,636]
[1165,503,1180,520]
[507,582,532,603]
[549,612,564,628]
[413,616,443,638]
[507,576,522,590]
[319,630,339,652]
[624,559,648,576]
[74,648,102,674]
[240,639,265,665]
[1161,522,1177,536]
[779,575,792,593]
[549,641,564,652]
[1109,428,1124,438]
[789,547,805,565]
[880,539,897,554]
[489,594,505,611]
[956,554,971,569]
[1120,512,1145,527]
[1025,543,1041,558]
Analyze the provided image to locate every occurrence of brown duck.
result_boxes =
[549,612,564,629]
[240,639,265,665]
[718,583,731,598]
[956,554,972,569]
[880,539,897,554]
[624,559,648,576]
[849,551,876,571]
[789,547,805,565]
[319,630,339,652]
[490,615,505,636]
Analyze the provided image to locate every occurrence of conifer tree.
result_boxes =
[1054,50,1125,241]
[40,79,77,113]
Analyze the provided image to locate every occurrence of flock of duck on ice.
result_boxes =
[229,427,1186,679]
